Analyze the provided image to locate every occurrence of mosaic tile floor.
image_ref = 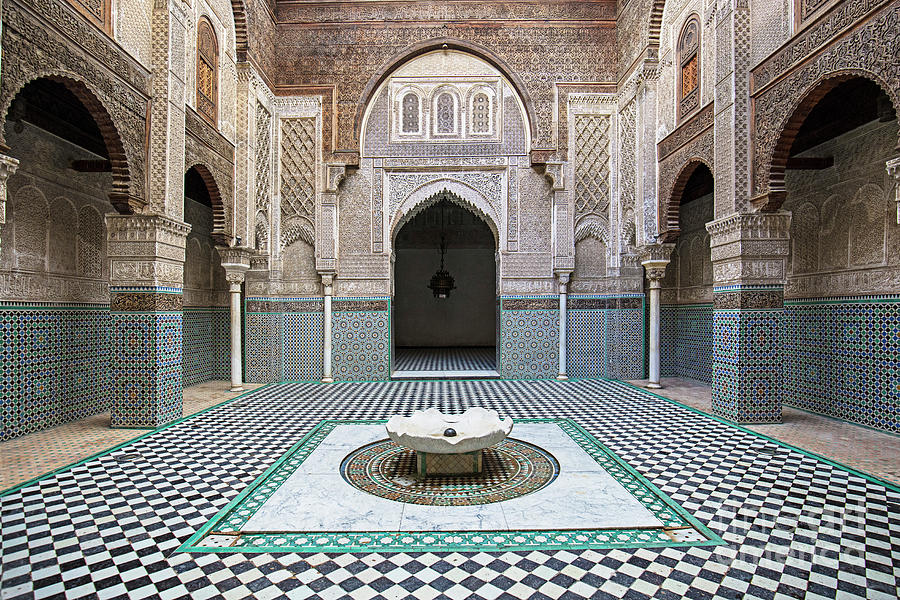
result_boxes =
[630,377,900,484]
[0,381,265,490]
[394,347,496,371]
[2,380,899,600]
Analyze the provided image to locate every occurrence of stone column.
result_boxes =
[0,153,20,255]
[706,211,791,424]
[887,157,900,224]
[321,273,334,383]
[219,247,252,391]
[556,272,570,381]
[640,244,674,389]
[106,214,191,428]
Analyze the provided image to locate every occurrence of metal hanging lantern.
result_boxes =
[428,201,456,299]
[428,236,456,299]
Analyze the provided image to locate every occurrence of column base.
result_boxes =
[321,377,334,383]
[230,385,244,392]
[556,374,569,381]
[646,382,662,389]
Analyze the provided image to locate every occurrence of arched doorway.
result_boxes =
[392,193,498,378]
[777,76,898,432]
[0,77,125,440]
[659,162,714,384]
[182,165,229,387]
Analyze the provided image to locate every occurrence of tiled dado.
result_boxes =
[334,298,390,382]
[244,298,389,382]
[0,302,110,442]
[660,304,713,384]
[183,308,230,387]
[244,298,325,383]
[109,287,183,429]
[499,296,559,379]
[783,296,900,434]
[712,285,784,425]
[567,295,645,380]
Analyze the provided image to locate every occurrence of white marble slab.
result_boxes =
[392,370,500,379]
[241,422,664,533]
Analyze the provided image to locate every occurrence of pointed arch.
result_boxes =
[185,163,228,245]
[390,179,500,247]
[660,158,713,241]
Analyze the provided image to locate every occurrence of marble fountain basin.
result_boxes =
[385,407,514,476]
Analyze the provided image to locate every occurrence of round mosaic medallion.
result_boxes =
[340,438,559,506]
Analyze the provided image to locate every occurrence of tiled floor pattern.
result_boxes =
[394,347,496,371]
[0,381,265,491]
[1,379,899,600]
[629,377,900,484]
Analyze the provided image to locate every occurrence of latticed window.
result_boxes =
[678,16,700,120]
[471,93,491,134]
[197,18,218,126]
[435,92,455,134]
[401,93,420,133]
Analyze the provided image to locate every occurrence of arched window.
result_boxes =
[678,16,701,120]
[196,18,218,126]
[471,92,491,134]
[401,93,420,134]
[435,92,456,134]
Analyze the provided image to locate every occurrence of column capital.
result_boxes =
[706,211,791,288]
[106,213,191,288]
[0,153,21,255]
[639,243,674,282]
[887,156,900,224]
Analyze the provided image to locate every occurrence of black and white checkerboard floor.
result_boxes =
[394,347,496,371]
[1,380,898,600]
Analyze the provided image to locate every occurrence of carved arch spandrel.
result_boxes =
[752,3,900,210]
[0,0,150,210]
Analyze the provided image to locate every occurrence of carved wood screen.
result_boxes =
[196,18,218,126]
[678,15,701,121]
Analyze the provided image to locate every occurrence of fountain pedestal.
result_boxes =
[416,450,483,476]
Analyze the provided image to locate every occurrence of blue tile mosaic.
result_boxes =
[0,304,110,442]
[283,312,324,381]
[333,300,391,381]
[782,297,899,434]
[660,304,713,384]
[499,297,559,379]
[183,308,230,386]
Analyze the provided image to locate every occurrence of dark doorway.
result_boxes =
[393,194,497,376]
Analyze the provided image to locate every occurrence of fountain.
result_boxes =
[386,407,514,477]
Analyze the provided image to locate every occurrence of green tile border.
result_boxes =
[177,418,724,554]
[0,384,275,499]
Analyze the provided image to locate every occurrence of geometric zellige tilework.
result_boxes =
[244,312,283,383]
[783,298,899,434]
[712,309,782,424]
[110,311,184,429]
[0,306,110,442]
[183,308,230,387]
[604,307,645,380]
[661,304,713,384]
[499,309,559,379]
[332,310,390,381]
[283,312,324,381]
[567,309,607,379]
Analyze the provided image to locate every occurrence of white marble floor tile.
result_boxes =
[399,503,509,531]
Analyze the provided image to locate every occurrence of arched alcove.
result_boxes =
[392,193,497,375]
[182,165,230,388]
